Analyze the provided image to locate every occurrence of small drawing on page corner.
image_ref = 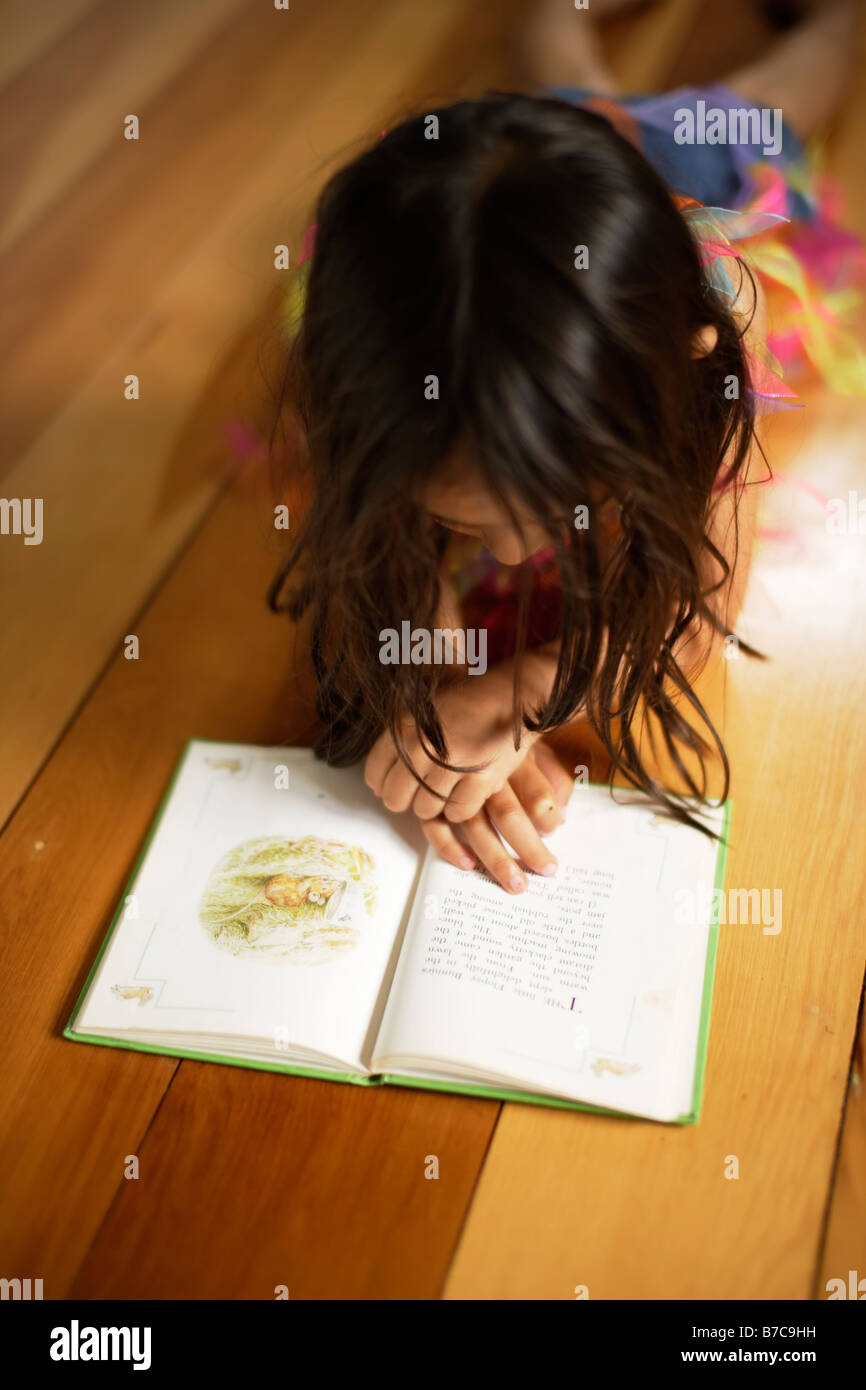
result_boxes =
[198,835,378,964]
[590,1057,640,1079]
[205,757,243,774]
[111,985,154,1005]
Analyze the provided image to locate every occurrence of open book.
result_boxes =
[65,739,730,1124]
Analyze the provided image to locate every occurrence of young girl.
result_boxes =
[269,0,865,893]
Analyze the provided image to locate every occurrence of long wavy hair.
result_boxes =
[268,91,764,830]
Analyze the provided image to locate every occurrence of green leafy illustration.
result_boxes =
[198,835,377,961]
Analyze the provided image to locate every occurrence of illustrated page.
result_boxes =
[73,741,425,1069]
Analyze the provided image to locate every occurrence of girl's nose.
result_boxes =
[484,532,526,566]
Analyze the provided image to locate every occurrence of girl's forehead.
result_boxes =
[420,440,543,527]
[420,445,609,527]
[422,472,519,528]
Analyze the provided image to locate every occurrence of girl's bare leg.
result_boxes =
[724,0,865,139]
[515,0,863,137]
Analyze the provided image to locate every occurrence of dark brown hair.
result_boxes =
[268,91,763,830]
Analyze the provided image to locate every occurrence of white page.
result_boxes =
[73,741,425,1069]
[373,786,725,1121]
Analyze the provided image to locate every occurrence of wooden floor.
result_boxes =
[1,0,864,1299]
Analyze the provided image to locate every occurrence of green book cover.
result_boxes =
[64,738,731,1125]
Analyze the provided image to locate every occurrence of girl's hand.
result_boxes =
[364,662,539,825]
[418,742,574,893]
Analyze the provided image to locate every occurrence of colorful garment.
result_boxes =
[444,531,564,667]
[550,81,866,395]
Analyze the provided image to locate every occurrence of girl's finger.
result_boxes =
[381,755,430,813]
[531,741,575,809]
[460,811,528,894]
[485,785,558,878]
[420,816,478,870]
[508,755,561,834]
[411,764,461,821]
[442,772,499,824]
[364,728,401,797]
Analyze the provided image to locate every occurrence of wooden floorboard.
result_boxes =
[71,1065,497,1300]
[0,0,101,88]
[0,0,245,257]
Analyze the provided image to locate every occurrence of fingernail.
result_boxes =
[541,861,557,876]
[459,855,475,869]
[509,875,526,892]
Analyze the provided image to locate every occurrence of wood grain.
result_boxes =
[0,0,101,88]
[71,1064,496,1300]
[0,0,244,256]
[0,0,522,828]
